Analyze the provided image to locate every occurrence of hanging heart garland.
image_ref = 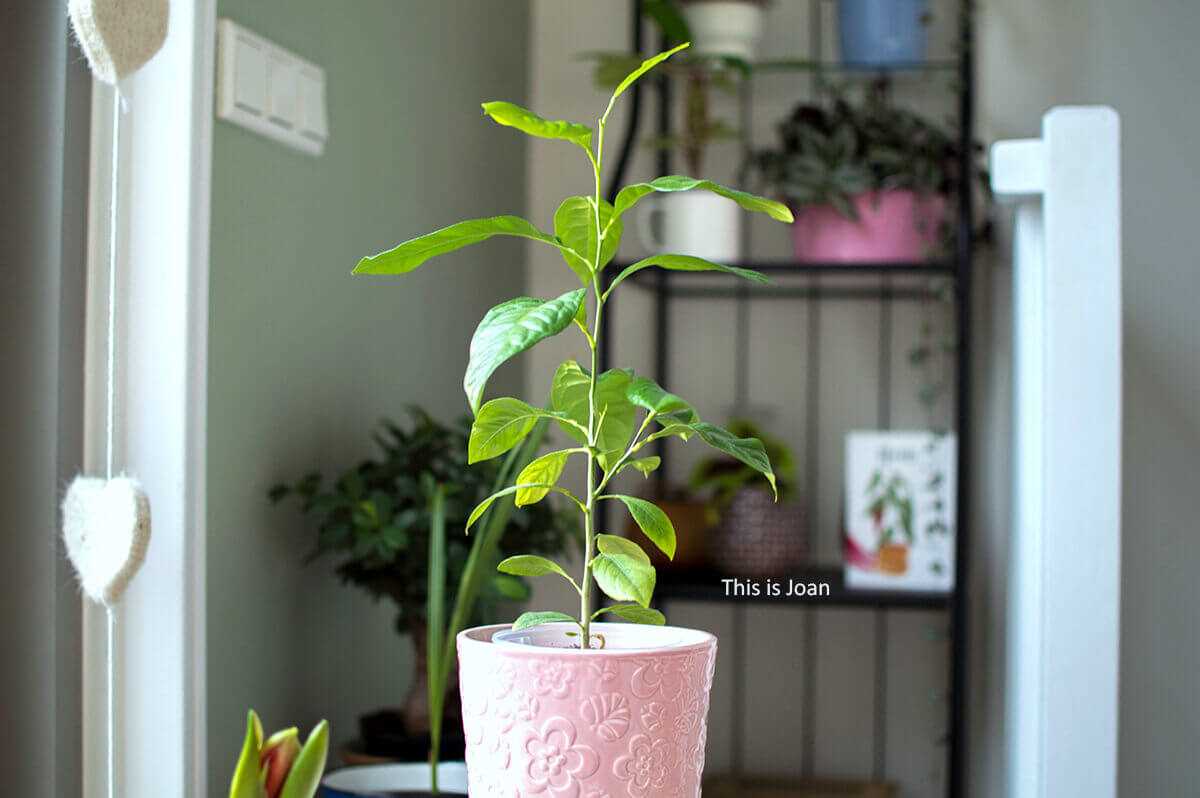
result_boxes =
[62,476,151,607]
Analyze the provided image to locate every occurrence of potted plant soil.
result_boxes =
[354,43,792,795]
[755,90,980,263]
[838,0,931,68]
[692,420,806,577]
[269,410,575,763]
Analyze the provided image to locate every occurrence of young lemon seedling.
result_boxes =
[355,43,791,648]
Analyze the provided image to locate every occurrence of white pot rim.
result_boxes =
[459,622,717,657]
[322,761,468,794]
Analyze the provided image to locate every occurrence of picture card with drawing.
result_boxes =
[844,430,957,592]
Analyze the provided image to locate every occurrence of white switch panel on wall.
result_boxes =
[216,19,328,156]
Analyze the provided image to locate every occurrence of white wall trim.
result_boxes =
[82,2,215,796]
[993,107,1122,798]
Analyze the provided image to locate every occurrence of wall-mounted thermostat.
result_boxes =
[216,19,328,156]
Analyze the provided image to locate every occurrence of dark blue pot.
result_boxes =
[839,0,929,67]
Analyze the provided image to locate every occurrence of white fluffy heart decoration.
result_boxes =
[62,476,151,607]
[68,0,170,85]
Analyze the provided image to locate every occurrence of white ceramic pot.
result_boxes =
[321,761,467,796]
[681,1,766,62]
[637,191,742,262]
[458,623,718,798]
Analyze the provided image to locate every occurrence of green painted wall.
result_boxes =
[206,1,530,789]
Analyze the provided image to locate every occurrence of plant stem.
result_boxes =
[580,119,607,649]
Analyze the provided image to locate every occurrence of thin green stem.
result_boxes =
[580,118,608,649]
[596,411,656,493]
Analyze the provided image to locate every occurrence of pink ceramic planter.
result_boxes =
[457,623,718,798]
[791,189,947,263]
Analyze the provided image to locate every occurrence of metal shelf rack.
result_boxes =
[599,2,976,795]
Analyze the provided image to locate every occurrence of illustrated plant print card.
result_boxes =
[844,430,957,592]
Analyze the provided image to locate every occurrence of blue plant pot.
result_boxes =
[838,0,929,68]
[321,762,467,797]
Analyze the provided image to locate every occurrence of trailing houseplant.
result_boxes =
[755,90,980,262]
[355,43,792,795]
[269,409,574,754]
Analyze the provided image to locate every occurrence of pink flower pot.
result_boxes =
[457,623,718,797]
[791,189,947,263]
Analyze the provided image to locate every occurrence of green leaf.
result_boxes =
[605,253,769,298]
[466,483,581,532]
[554,196,623,282]
[690,421,778,497]
[497,554,574,582]
[594,603,667,625]
[278,720,329,798]
[619,456,662,478]
[601,494,676,560]
[465,289,586,413]
[592,552,656,607]
[512,610,579,631]
[613,176,794,222]
[625,376,696,419]
[550,361,636,467]
[603,43,691,123]
[514,449,575,506]
[596,533,651,564]
[228,711,265,798]
[354,216,570,275]
[425,485,446,776]
[468,398,554,464]
[491,573,531,601]
[481,101,593,150]
[644,424,696,444]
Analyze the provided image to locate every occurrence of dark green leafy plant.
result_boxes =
[755,91,981,219]
[355,44,793,648]
[690,419,796,514]
[268,408,575,635]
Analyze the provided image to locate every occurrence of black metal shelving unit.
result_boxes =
[600,2,975,796]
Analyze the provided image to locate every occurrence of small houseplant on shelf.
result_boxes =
[755,90,978,263]
[269,410,574,762]
[691,419,805,577]
[354,43,791,796]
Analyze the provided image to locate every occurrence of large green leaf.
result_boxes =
[603,43,690,123]
[469,398,557,464]
[596,533,651,564]
[604,254,769,297]
[465,290,586,413]
[601,494,676,560]
[554,196,623,282]
[481,101,593,151]
[613,176,794,222]
[514,449,575,506]
[354,216,571,275]
[689,421,778,497]
[625,375,697,420]
[513,610,578,631]
[594,603,666,625]
[498,554,573,582]
[591,552,656,607]
[550,361,636,467]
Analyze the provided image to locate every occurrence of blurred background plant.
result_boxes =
[754,85,982,219]
[268,407,575,752]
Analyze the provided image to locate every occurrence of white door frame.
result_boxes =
[991,107,1122,798]
[82,2,215,796]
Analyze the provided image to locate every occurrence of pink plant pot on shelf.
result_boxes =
[457,623,718,798]
[791,189,947,263]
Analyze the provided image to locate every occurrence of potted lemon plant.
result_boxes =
[355,43,791,796]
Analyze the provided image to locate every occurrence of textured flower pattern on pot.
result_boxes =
[612,733,676,796]
[531,659,575,698]
[523,717,600,796]
[459,625,717,798]
[580,693,631,742]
